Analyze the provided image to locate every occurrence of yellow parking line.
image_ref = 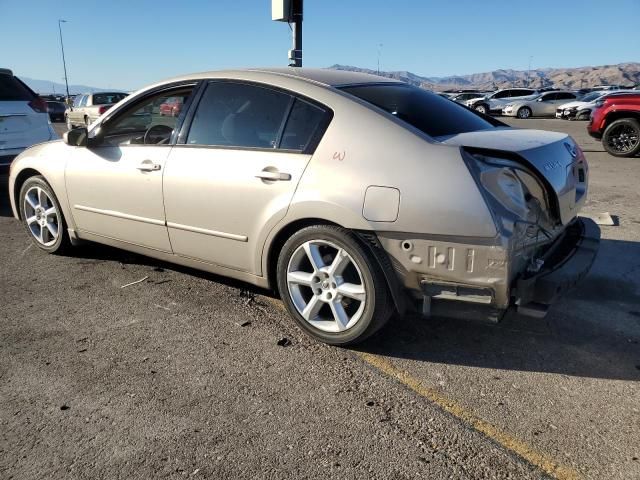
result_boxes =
[357,352,581,480]
[262,295,580,479]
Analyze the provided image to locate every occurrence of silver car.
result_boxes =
[8,68,600,345]
[502,91,580,118]
[65,91,128,129]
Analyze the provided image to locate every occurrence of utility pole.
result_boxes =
[273,0,303,67]
[377,43,383,74]
[58,19,70,101]
[526,55,533,87]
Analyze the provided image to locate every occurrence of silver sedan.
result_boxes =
[502,91,580,118]
[8,68,599,345]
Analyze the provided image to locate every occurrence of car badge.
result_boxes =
[564,142,577,158]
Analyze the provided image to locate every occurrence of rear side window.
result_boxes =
[93,92,127,105]
[340,83,496,138]
[280,98,326,151]
[187,82,292,149]
[0,74,35,101]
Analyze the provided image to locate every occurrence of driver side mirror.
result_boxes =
[63,128,88,147]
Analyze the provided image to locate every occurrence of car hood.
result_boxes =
[439,128,584,225]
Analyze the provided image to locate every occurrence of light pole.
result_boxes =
[377,43,383,74]
[58,19,70,101]
[527,55,533,87]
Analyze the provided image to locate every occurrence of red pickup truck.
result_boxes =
[588,93,640,157]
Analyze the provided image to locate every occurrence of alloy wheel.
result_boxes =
[286,239,366,333]
[23,186,60,247]
[606,124,640,154]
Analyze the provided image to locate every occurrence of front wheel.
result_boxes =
[474,104,488,115]
[277,225,393,345]
[517,106,532,119]
[19,176,71,254]
[602,118,640,157]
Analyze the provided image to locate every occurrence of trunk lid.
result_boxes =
[439,128,587,225]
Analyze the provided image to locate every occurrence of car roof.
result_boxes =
[162,67,402,88]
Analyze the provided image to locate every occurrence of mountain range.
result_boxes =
[330,62,640,91]
[20,61,640,95]
[20,77,120,95]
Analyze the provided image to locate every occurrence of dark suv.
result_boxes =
[588,93,640,157]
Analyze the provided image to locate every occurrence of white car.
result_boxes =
[555,90,635,120]
[0,68,58,173]
[466,88,537,115]
[502,91,580,118]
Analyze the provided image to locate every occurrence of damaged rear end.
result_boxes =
[442,128,600,318]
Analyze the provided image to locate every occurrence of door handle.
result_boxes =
[255,170,291,181]
[137,162,161,172]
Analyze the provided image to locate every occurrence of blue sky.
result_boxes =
[1,0,638,90]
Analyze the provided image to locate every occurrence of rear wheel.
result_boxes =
[602,118,640,157]
[517,106,532,119]
[277,225,393,345]
[19,176,71,254]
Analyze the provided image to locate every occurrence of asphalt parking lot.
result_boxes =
[1,118,639,479]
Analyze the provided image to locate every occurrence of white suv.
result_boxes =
[466,88,537,115]
[0,68,58,173]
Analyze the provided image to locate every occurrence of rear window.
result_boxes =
[0,74,36,101]
[340,83,495,137]
[93,92,127,105]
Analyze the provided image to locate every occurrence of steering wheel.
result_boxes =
[143,124,174,145]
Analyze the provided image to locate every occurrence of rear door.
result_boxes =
[163,80,331,274]
[0,72,51,155]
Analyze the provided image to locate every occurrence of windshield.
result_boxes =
[340,83,496,137]
[582,92,604,102]
[93,92,128,105]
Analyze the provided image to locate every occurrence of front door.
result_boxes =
[163,80,330,274]
[65,85,196,251]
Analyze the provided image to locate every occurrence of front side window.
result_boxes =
[99,87,194,146]
[493,90,511,99]
[556,92,576,100]
[340,83,496,138]
[186,82,292,148]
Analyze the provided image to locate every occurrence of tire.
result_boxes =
[576,111,590,121]
[276,225,394,345]
[66,115,73,130]
[19,176,72,254]
[474,104,489,115]
[602,118,640,158]
[517,106,532,119]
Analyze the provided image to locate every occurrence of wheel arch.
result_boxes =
[13,168,44,219]
[603,111,640,131]
[264,217,408,315]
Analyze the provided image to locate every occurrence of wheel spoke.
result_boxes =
[37,187,47,208]
[26,215,38,225]
[301,295,323,321]
[303,242,325,272]
[44,207,57,217]
[25,194,38,210]
[287,270,314,287]
[38,225,45,243]
[337,282,366,302]
[329,300,350,331]
[45,221,58,238]
[328,248,350,276]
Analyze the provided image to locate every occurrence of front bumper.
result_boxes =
[514,217,600,315]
